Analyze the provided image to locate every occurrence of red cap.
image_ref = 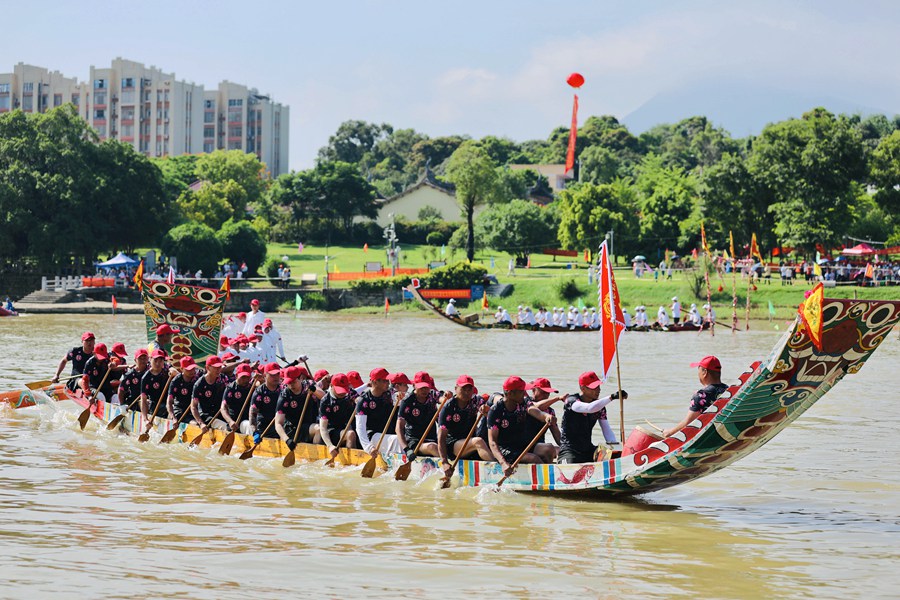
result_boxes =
[254,324,263,332]
[221,352,236,361]
[330,373,350,394]
[235,335,248,344]
[180,356,197,371]
[578,371,602,389]
[456,374,475,387]
[235,364,252,379]
[526,377,557,393]
[219,335,228,342]
[690,355,722,371]
[389,372,411,385]
[237,312,247,319]
[249,334,261,342]
[250,298,260,306]
[263,362,281,375]
[156,324,176,336]
[111,342,126,356]
[263,318,273,326]
[93,343,109,360]
[206,355,223,368]
[134,348,149,359]
[347,371,364,388]
[283,365,303,384]
[314,369,330,381]
[369,367,390,381]
[82,331,95,341]
[503,376,527,391]
[151,349,167,359]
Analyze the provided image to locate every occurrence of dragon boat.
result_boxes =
[4,296,898,495]
[407,286,711,333]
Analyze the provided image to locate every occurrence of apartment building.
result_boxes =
[0,58,289,175]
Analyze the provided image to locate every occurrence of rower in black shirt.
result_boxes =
[118,349,150,409]
[354,367,400,454]
[487,376,556,476]
[316,373,359,457]
[396,372,446,460]
[140,349,173,435]
[248,362,283,442]
[53,331,95,391]
[437,374,492,478]
[168,356,202,421]
[558,371,626,464]
[191,355,228,433]
[275,365,323,447]
[220,363,256,434]
[524,377,564,463]
[80,343,115,402]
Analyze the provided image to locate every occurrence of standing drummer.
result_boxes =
[52,331,96,391]
[558,372,627,464]
[662,356,728,438]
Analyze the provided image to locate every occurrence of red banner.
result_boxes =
[597,241,625,381]
[565,94,579,174]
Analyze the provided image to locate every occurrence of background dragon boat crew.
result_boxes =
[671,296,682,324]
[261,319,285,363]
[488,376,556,475]
[346,371,367,394]
[53,331,95,391]
[316,373,359,456]
[355,367,401,454]
[168,356,201,421]
[118,349,149,408]
[248,362,283,443]
[388,372,411,403]
[656,306,670,328]
[191,355,228,432]
[558,371,626,464]
[140,349,171,435]
[397,372,445,461]
[80,343,118,403]
[662,356,728,438]
[524,377,564,462]
[149,324,176,355]
[221,312,246,339]
[241,299,266,336]
[437,375,492,478]
[218,335,230,356]
[220,363,256,435]
[275,365,323,446]
[444,298,459,317]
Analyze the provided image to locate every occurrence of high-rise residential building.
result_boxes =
[0,58,289,175]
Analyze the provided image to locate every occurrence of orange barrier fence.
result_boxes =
[81,277,117,287]
[327,268,428,282]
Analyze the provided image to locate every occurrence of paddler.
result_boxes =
[275,365,324,447]
[487,376,556,475]
[191,355,228,432]
[661,356,728,438]
[52,331,95,391]
[221,312,246,339]
[354,367,401,455]
[315,373,360,456]
[140,349,172,436]
[524,377,564,462]
[557,371,626,464]
[149,324,176,354]
[107,342,129,401]
[118,349,149,408]
[445,298,459,318]
[220,363,255,434]
[80,342,116,403]
[248,362,283,443]
[437,375,492,478]
[346,370,366,394]
[671,296,682,324]
[397,372,447,461]
[168,356,202,421]
[389,372,411,404]
[261,318,285,363]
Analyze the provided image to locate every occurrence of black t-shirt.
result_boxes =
[277,382,316,427]
[82,356,114,399]
[399,392,439,443]
[487,398,529,452]
[318,392,355,433]
[193,373,227,423]
[119,366,147,408]
[438,396,480,442]
[141,369,171,416]
[222,380,253,421]
[169,371,202,420]
[251,383,282,432]
[525,396,555,443]
[559,393,602,458]
[66,346,90,376]
[355,389,395,437]
[688,383,729,413]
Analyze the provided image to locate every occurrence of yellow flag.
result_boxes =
[799,282,825,350]
[700,222,710,257]
[729,231,736,259]
[723,248,730,260]
[334,264,340,274]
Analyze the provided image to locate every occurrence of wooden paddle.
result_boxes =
[360,398,401,478]
[159,401,195,444]
[496,421,550,488]
[323,408,358,468]
[106,393,143,430]
[26,373,81,390]
[77,367,112,430]
[282,388,315,468]
[239,416,277,460]
[218,376,262,456]
[188,414,216,448]
[138,373,175,443]
[395,393,451,481]
[440,412,484,489]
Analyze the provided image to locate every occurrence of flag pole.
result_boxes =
[613,324,624,444]
[745,271,752,330]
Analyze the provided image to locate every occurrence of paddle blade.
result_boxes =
[360,456,377,478]
[106,414,125,431]
[159,428,177,444]
[138,432,150,443]
[26,380,52,391]
[394,461,412,481]
[239,445,257,460]
[282,450,296,468]
[218,432,236,455]
[77,407,91,430]
[440,477,452,489]
[188,432,204,447]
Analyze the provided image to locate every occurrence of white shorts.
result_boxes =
[368,433,402,454]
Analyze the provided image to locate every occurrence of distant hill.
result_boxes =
[622,78,893,137]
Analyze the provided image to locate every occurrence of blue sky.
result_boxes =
[3,0,900,170]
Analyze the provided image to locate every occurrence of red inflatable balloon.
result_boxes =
[567,72,585,88]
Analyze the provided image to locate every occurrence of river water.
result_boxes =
[1,312,898,599]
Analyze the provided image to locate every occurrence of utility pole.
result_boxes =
[606,230,615,264]
[384,213,398,277]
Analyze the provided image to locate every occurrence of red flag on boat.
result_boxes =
[565,94,579,175]
[166,266,176,285]
[799,282,825,350]
[133,260,144,287]
[111,295,118,314]
[220,275,231,300]
[865,262,874,279]
[482,290,489,310]
[597,240,625,381]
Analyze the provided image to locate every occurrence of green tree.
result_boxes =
[580,145,621,184]
[476,199,559,260]
[151,154,199,201]
[217,218,267,275]
[445,142,498,261]
[314,161,378,233]
[408,135,468,174]
[556,180,639,260]
[318,120,392,165]
[161,222,223,275]
[195,149,267,204]
[176,180,247,229]
[634,154,699,255]
[869,129,900,215]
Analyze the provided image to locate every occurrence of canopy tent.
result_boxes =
[841,243,875,256]
[96,252,140,268]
